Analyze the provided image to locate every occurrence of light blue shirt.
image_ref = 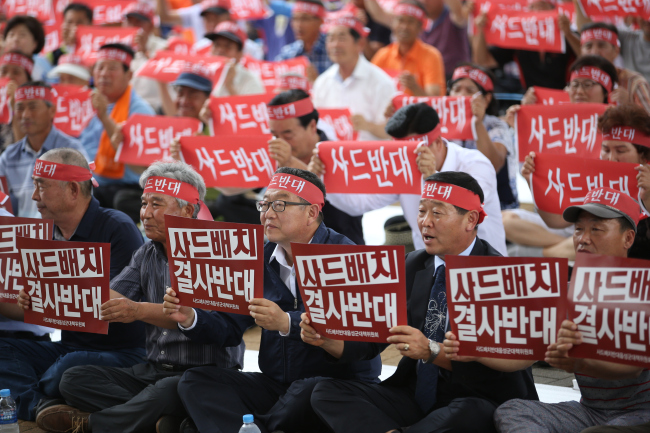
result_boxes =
[0,125,87,218]
[80,88,155,186]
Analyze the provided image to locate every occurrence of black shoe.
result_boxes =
[180,418,199,433]
[156,416,184,433]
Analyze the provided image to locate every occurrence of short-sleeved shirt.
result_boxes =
[619,29,650,84]
[276,33,332,75]
[212,63,266,97]
[489,47,572,89]
[80,88,155,186]
[0,126,88,218]
[58,197,146,351]
[371,39,446,96]
[420,7,471,79]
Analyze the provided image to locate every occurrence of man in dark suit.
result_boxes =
[300,171,538,433]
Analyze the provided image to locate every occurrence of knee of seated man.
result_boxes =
[59,365,100,398]
[493,398,535,425]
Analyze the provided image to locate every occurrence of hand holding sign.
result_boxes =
[636,164,650,206]
[163,287,196,328]
[17,289,30,311]
[249,298,289,333]
[100,297,140,323]
[415,145,436,179]
[544,320,582,373]
[268,137,293,168]
[387,325,431,361]
[443,331,479,362]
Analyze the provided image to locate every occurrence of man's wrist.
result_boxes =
[180,309,196,329]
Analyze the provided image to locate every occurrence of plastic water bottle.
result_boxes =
[0,389,19,433]
[238,414,261,433]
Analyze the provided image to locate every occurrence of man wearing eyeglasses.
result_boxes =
[163,167,381,433]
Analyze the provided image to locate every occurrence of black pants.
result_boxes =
[0,330,50,341]
[178,367,331,433]
[582,423,650,433]
[60,362,187,433]
[311,379,499,433]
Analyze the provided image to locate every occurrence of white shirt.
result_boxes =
[270,243,297,298]
[192,37,265,60]
[325,141,508,256]
[212,63,266,97]
[131,35,169,111]
[312,55,396,141]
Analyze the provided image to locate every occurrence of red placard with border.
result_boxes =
[484,9,565,53]
[532,86,571,106]
[0,217,53,303]
[165,215,264,315]
[74,26,138,63]
[293,243,408,343]
[577,0,650,20]
[18,237,110,334]
[392,94,474,141]
[318,108,358,141]
[52,85,95,137]
[0,177,13,215]
[2,0,55,22]
[446,255,568,360]
[568,253,650,367]
[241,56,309,94]
[44,23,62,54]
[209,94,271,136]
[229,0,270,20]
[0,77,12,124]
[134,51,229,85]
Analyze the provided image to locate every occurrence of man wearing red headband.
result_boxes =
[38,161,246,433]
[494,188,650,433]
[372,0,446,97]
[0,147,145,422]
[167,167,380,433]
[303,171,536,433]
[0,81,88,218]
[276,0,332,77]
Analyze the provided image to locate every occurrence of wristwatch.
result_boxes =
[426,339,440,364]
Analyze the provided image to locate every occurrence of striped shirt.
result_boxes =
[111,241,245,368]
[577,370,650,411]
[276,33,332,76]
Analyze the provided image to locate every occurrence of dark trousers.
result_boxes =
[582,423,650,433]
[311,379,499,433]
[178,367,331,433]
[60,362,187,433]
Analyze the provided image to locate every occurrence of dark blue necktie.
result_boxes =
[414,264,447,413]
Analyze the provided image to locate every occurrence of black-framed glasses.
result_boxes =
[256,200,309,212]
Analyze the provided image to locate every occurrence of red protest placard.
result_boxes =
[209,94,271,136]
[166,37,192,55]
[75,26,138,62]
[578,0,650,20]
[82,0,137,25]
[484,9,565,53]
[134,51,229,85]
[241,56,310,94]
[0,217,53,304]
[318,108,358,141]
[165,215,264,314]
[515,103,606,162]
[0,177,13,215]
[44,23,62,54]
[180,135,275,188]
[532,86,571,106]
[0,78,12,124]
[568,253,650,367]
[381,68,407,93]
[116,114,201,165]
[446,255,568,360]
[2,0,55,22]
[52,85,95,137]
[392,94,474,141]
[318,141,421,194]
[229,0,270,20]
[293,243,408,342]
[531,154,639,215]
[18,237,110,334]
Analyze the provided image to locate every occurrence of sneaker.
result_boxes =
[156,415,184,433]
[36,404,90,433]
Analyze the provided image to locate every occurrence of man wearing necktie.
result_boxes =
[300,171,538,433]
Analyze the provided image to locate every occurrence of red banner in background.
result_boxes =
[180,135,275,188]
[516,103,607,161]
[84,0,137,25]
[2,0,54,22]
[74,26,138,62]
[166,38,192,55]
[0,78,11,124]
[44,23,62,54]
[18,237,110,334]
[117,114,201,166]
[52,85,94,137]
[569,253,650,367]
[241,56,310,94]
[381,69,407,93]
[165,215,264,314]
[578,0,650,20]
[484,9,565,53]
[209,94,271,136]
[134,51,230,85]
[531,154,639,215]
[0,178,13,215]
[318,109,358,141]
[230,0,270,20]
[318,141,421,195]
[532,86,571,106]
[392,95,474,141]
[0,217,53,304]
[293,243,408,343]
[446,256,568,360]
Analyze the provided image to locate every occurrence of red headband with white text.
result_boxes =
[293,1,326,19]
[267,173,324,210]
[324,15,370,38]
[422,181,487,223]
[451,66,494,92]
[570,66,613,93]
[143,176,214,220]
[580,28,619,47]
[602,126,650,149]
[394,3,426,26]
[33,159,99,187]
[277,74,311,92]
[15,86,55,104]
[97,48,133,68]
[267,97,314,120]
[0,52,34,75]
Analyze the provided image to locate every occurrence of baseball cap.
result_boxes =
[172,62,214,93]
[123,1,155,22]
[200,0,231,16]
[47,54,91,82]
[205,21,246,46]
[563,187,641,232]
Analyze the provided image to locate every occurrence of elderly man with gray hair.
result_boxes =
[37,160,251,433]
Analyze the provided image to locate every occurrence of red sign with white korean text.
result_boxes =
[74,26,138,62]
[83,0,137,24]
[568,253,650,367]
[0,177,13,215]
[209,94,271,136]
[44,23,62,54]
[52,85,95,137]
[18,237,110,334]
[515,103,607,162]
[392,94,474,141]
[446,255,568,360]
[484,9,565,53]
[166,38,192,55]
[293,243,408,343]
[318,108,358,141]
[578,0,650,20]
[531,154,639,215]
[117,114,201,165]
[532,86,571,106]
[2,0,54,22]
[165,215,263,315]
[230,0,270,20]
[180,135,275,188]
[241,56,309,94]
[318,141,421,194]
[134,51,229,85]
[0,78,11,124]
[0,217,53,304]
